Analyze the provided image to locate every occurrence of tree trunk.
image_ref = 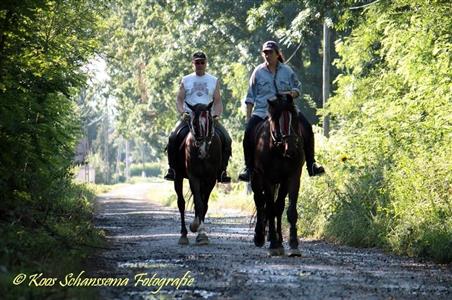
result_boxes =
[125,140,130,180]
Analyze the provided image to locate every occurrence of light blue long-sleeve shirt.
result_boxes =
[244,62,301,119]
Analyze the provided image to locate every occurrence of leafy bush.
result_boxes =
[297,0,451,263]
[0,183,104,299]
[129,162,162,177]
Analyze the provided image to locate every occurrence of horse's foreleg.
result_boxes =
[175,177,188,245]
[265,184,283,256]
[276,183,288,246]
[287,174,301,257]
[200,178,216,222]
[194,178,216,246]
[252,175,266,247]
[189,178,203,233]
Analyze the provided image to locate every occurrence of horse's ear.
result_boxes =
[207,101,214,111]
[186,102,195,111]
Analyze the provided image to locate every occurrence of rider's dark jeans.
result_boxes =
[242,112,316,170]
[166,118,232,174]
[297,112,316,168]
[242,115,265,170]
[214,120,232,172]
[167,119,189,170]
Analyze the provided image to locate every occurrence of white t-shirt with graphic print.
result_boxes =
[182,72,217,113]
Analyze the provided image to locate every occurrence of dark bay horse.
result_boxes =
[174,101,221,245]
[251,94,305,256]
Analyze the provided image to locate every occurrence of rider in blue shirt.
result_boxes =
[238,41,325,181]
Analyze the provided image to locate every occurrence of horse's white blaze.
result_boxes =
[199,141,207,159]
[200,115,207,136]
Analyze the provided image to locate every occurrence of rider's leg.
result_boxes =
[214,119,232,183]
[239,115,264,182]
[164,120,188,181]
[297,112,325,177]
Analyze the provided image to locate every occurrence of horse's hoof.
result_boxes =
[196,233,209,246]
[268,247,284,257]
[254,234,265,247]
[190,219,199,233]
[287,248,302,257]
[178,236,189,245]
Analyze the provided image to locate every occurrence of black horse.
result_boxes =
[251,94,305,256]
[174,101,221,245]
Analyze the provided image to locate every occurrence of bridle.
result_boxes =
[186,105,215,149]
[268,102,301,157]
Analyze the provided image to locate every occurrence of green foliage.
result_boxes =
[129,162,162,177]
[0,1,108,298]
[0,183,104,300]
[299,0,452,263]
[103,0,286,144]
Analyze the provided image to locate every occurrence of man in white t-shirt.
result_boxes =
[164,52,232,183]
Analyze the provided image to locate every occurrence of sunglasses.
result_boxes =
[194,60,206,65]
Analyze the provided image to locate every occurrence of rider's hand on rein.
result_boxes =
[182,112,190,122]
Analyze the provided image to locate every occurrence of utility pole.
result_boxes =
[125,139,130,180]
[115,138,121,183]
[104,95,110,184]
[141,141,145,177]
[322,15,331,138]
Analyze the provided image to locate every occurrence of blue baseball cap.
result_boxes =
[262,41,279,51]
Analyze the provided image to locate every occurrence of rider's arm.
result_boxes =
[244,68,257,122]
[213,79,223,117]
[289,68,301,98]
[176,81,185,114]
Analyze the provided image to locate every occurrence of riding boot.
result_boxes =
[238,138,252,182]
[298,112,325,177]
[164,134,177,181]
[164,120,188,181]
[239,116,263,182]
[218,153,231,183]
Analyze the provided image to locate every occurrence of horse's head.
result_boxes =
[267,94,300,157]
[186,101,215,159]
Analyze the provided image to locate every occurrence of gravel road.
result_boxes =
[87,182,452,300]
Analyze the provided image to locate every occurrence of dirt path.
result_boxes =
[88,183,452,299]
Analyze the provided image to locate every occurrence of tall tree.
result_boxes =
[0,0,107,229]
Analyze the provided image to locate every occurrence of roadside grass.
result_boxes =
[143,177,254,216]
[1,183,106,300]
[296,126,452,263]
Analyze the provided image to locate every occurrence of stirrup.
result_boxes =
[164,168,176,181]
[218,171,231,183]
[238,168,251,182]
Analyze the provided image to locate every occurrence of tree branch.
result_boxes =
[349,0,381,10]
